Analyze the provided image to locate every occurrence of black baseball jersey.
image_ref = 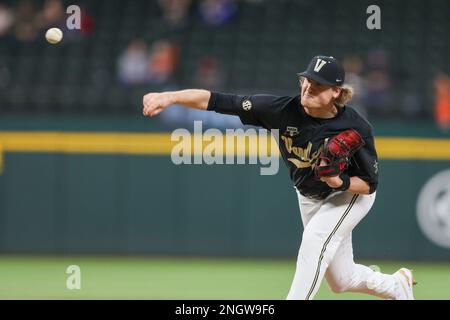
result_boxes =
[207,92,379,199]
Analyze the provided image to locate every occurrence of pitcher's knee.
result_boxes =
[328,282,349,294]
[326,271,353,294]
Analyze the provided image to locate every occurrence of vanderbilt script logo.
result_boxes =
[281,136,326,169]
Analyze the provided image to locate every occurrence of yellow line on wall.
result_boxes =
[375,138,450,160]
[0,132,174,155]
[0,132,450,160]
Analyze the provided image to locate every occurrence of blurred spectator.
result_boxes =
[118,40,150,85]
[158,0,192,27]
[194,56,225,89]
[159,55,240,130]
[342,54,368,119]
[0,4,15,37]
[199,0,237,26]
[35,0,65,29]
[148,40,179,85]
[80,8,95,36]
[366,48,389,71]
[118,39,179,87]
[399,91,421,120]
[13,0,38,42]
[434,74,450,131]
[365,70,393,116]
[364,48,394,117]
[0,64,11,89]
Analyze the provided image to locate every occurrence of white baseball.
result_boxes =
[45,28,63,44]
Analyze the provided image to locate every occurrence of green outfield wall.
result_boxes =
[0,116,449,260]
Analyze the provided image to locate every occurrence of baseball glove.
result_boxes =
[315,129,365,178]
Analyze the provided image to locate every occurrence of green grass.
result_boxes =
[0,256,449,300]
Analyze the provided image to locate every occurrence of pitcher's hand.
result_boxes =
[143,92,174,117]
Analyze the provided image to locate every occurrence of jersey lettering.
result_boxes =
[281,136,325,169]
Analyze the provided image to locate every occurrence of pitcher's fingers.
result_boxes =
[151,106,164,117]
[143,105,150,116]
[144,103,158,114]
[143,104,156,116]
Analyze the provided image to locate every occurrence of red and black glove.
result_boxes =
[315,129,365,178]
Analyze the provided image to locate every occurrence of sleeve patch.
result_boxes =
[242,99,252,111]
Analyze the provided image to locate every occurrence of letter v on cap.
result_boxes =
[314,59,327,72]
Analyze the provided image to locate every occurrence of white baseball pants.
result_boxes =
[287,190,398,300]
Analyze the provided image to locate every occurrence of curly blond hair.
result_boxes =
[334,85,354,106]
[299,76,354,107]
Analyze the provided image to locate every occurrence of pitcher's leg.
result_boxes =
[287,192,370,300]
[287,220,343,299]
[325,234,398,299]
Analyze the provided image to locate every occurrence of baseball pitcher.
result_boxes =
[142,55,416,300]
